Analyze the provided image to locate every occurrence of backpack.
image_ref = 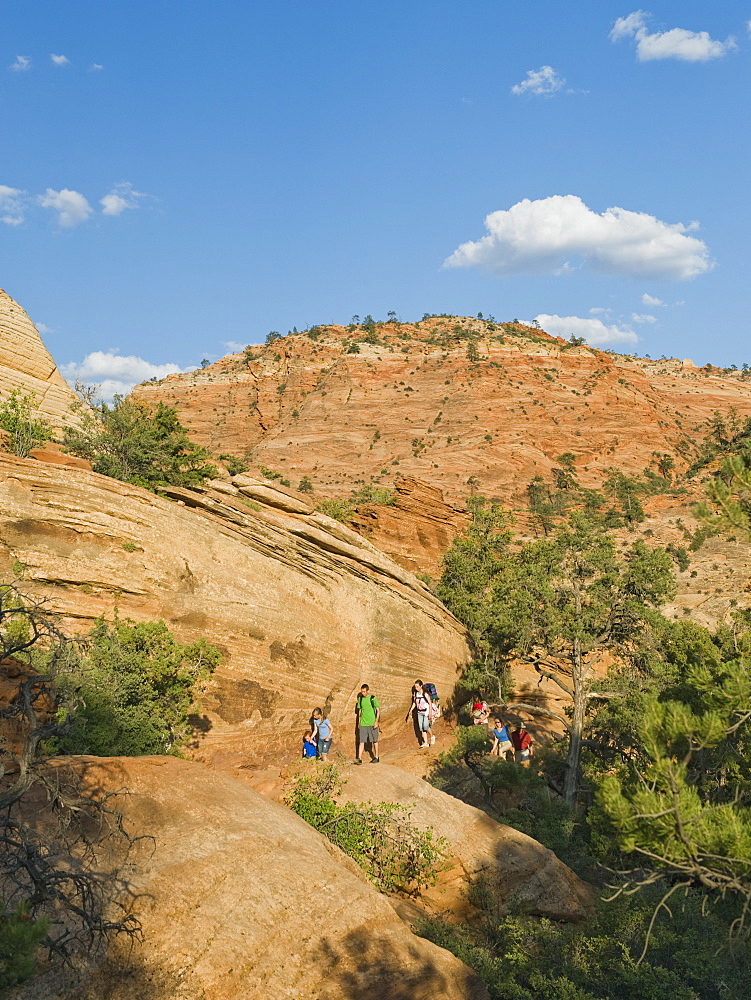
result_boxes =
[423,682,439,703]
[357,694,376,714]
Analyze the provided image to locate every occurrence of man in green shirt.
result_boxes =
[355,683,381,764]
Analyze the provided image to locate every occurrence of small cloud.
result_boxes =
[610,10,736,62]
[35,322,55,336]
[511,65,565,96]
[641,292,665,306]
[9,55,31,72]
[61,351,186,401]
[38,188,93,228]
[536,313,638,346]
[100,181,147,216]
[589,306,612,316]
[0,185,26,226]
[50,54,71,67]
[223,341,246,353]
[90,63,104,72]
[631,312,657,324]
[444,194,713,280]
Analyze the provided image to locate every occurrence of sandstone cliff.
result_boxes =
[0,289,80,430]
[0,453,470,765]
[16,756,490,1000]
[130,317,751,506]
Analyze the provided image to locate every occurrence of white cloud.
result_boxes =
[511,65,565,96]
[589,306,611,316]
[535,313,639,346]
[631,312,657,324]
[444,194,713,280]
[100,182,146,216]
[90,63,104,72]
[35,322,55,336]
[9,55,31,72]
[38,188,93,228]
[610,11,736,62]
[50,54,71,67]
[223,341,246,353]
[61,352,185,401]
[0,185,26,226]
[641,292,665,306]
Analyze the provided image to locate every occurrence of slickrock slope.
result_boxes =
[0,454,470,764]
[337,763,593,923]
[0,289,80,429]
[351,476,470,576]
[131,317,751,506]
[17,757,490,1000]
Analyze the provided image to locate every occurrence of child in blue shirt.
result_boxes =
[302,730,318,759]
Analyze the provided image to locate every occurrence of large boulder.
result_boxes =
[336,763,593,923]
[15,757,489,1000]
[0,453,470,764]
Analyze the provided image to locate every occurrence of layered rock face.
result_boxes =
[351,476,470,576]
[17,757,490,1000]
[131,318,751,506]
[0,289,80,429]
[0,454,470,764]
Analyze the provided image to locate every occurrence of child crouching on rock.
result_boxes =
[302,730,318,759]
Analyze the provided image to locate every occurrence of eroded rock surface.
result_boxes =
[0,453,470,764]
[16,757,489,1000]
[0,289,80,430]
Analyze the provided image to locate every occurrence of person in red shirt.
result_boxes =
[511,725,533,765]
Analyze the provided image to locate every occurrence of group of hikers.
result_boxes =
[301,682,533,764]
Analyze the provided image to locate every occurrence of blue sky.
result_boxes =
[2,1,749,395]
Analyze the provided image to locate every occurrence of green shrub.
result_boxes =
[286,766,445,894]
[218,453,249,476]
[0,902,49,990]
[56,616,220,756]
[298,476,313,493]
[63,398,216,491]
[0,388,52,457]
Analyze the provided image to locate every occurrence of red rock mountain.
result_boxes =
[131,316,751,506]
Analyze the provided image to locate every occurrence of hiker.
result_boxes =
[490,718,513,759]
[355,683,380,764]
[312,707,333,758]
[471,699,490,725]
[302,729,318,759]
[511,724,533,765]
[405,679,435,749]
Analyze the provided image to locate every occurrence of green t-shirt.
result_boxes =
[356,694,380,727]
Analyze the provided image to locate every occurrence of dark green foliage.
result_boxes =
[419,889,749,1000]
[298,476,313,493]
[285,766,445,894]
[56,617,220,756]
[435,498,513,699]
[0,388,52,457]
[218,453,249,476]
[62,398,216,491]
[0,903,49,990]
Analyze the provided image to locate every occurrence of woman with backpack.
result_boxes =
[406,679,435,749]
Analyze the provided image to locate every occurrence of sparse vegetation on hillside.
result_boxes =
[315,483,396,522]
